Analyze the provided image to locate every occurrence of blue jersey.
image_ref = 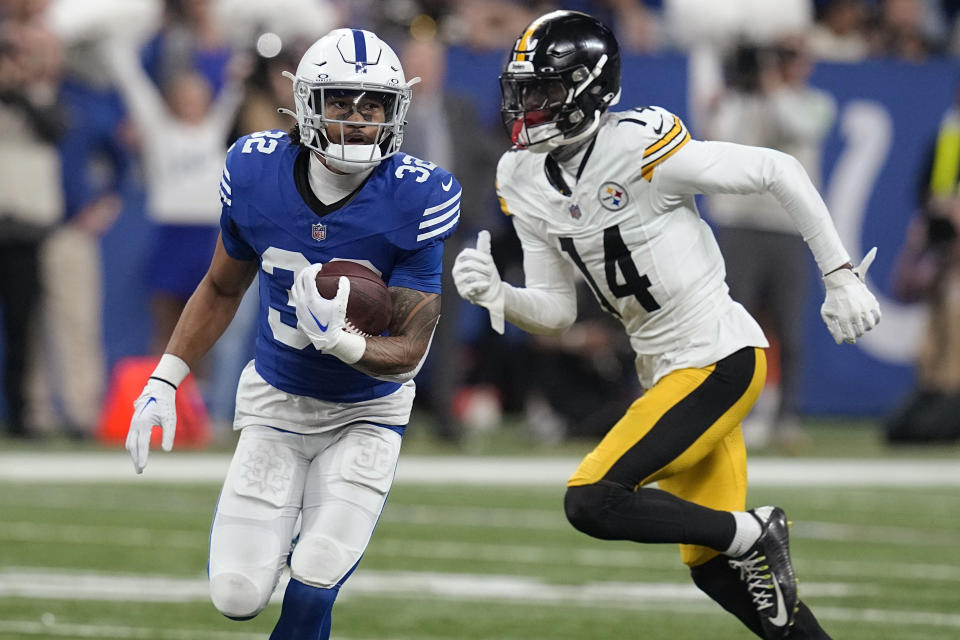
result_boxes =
[219,130,460,403]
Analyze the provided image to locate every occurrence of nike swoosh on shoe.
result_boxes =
[768,575,788,627]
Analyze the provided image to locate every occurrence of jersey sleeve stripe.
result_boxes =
[497,194,512,216]
[419,204,460,229]
[640,129,691,181]
[220,178,232,195]
[219,188,232,206]
[417,214,459,241]
[423,190,461,216]
[642,116,684,159]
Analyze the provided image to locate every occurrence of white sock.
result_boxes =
[725,511,762,557]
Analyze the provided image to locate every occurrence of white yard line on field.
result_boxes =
[370,538,960,582]
[4,518,959,584]
[0,521,204,549]
[0,619,452,640]
[795,520,960,546]
[1,452,959,486]
[801,557,960,582]
[814,606,960,629]
[0,619,265,640]
[0,567,854,606]
[4,514,958,564]
[0,568,958,631]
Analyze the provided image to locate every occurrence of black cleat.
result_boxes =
[728,506,799,639]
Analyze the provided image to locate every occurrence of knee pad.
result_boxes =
[209,572,269,620]
[564,483,615,538]
[208,518,292,617]
[286,426,399,589]
[290,535,358,589]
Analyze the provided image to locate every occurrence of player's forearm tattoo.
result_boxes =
[357,288,441,374]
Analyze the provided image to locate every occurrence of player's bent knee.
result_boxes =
[564,483,616,538]
[290,535,356,589]
[689,553,729,591]
[209,572,269,620]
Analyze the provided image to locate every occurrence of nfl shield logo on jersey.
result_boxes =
[569,203,582,219]
[312,223,327,241]
[598,182,629,211]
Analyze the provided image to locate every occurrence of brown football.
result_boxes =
[314,260,392,336]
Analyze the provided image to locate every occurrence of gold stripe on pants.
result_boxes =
[568,347,767,566]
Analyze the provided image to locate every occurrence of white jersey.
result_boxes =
[232,361,415,434]
[497,106,820,388]
[105,42,242,226]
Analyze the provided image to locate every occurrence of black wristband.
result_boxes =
[149,376,178,391]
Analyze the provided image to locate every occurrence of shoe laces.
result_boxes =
[728,551,774,612]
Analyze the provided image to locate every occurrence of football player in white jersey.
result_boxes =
[453,11,879,640]
[125,29,460,639]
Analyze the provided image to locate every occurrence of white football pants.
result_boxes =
[208,423,401,619]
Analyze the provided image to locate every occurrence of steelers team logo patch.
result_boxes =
[598,182,628,210]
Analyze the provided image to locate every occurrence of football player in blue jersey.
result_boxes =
[125,28,460,639]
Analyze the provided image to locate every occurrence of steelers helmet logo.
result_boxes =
[598,182,628,210]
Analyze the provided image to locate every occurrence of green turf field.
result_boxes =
[1,424,958,639]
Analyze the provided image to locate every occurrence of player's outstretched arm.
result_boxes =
[655,139,880,344]
[453,229,578,336]
[126,237,257,473]
[99,40,166,132]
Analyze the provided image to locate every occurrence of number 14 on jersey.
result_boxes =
[559,223,661,316]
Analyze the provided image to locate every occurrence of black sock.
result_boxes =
[564,482,736,550]
[788,601,832,639]
[690,557,833,640]
[690,554,765,638]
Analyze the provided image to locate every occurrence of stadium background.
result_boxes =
[93,50,956,416]
[1,1,960,639]
[1,1,957,424]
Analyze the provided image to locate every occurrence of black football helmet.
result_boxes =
[500,10,621,151]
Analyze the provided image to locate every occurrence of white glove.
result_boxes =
[126,378,177,474]
[452,230,505,334]
[291,263,365,363]
[821,247,882,345]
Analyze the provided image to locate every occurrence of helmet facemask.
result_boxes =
[500,55,619,153]
[286,73,412,173]
[279,29,417,173]
[501,73,571,150]
[500,11,622,153]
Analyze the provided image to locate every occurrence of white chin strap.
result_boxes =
[520,53,617,153]
[523,110,603,154]
[323,143,382,174]
[520,122,562,153]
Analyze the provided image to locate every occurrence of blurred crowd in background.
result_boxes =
[2,0,960,451]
